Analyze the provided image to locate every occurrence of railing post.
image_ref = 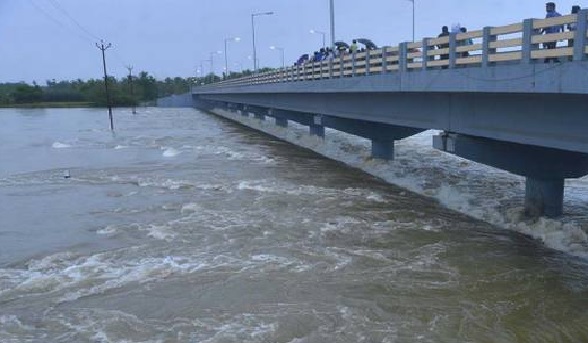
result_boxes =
[574,9,588,61]
[449,32,457,68]
[522,18,536,64]
[329,58,333,78]
[482,26,496,68]
[365,51,371,76]
[381,47,388,74]
[351,51,357,76]
[399,42,408,72]
[422,38,430,70]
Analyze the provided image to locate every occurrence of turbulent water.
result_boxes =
[1,107,588,343]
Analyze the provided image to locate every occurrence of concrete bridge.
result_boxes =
[189,11,588,218]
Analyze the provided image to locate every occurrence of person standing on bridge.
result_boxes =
[350,40,358,54]
[437,26,450,68]
[542,2,563,63]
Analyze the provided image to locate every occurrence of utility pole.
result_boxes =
[126,65,136,114]
[96,39,114,131]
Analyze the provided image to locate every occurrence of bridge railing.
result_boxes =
[203,10,588,89]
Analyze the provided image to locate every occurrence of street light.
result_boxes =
[329,0,335,49]
[407,0,415,42]
[269,46,285,70]
[199,60,210,76]
[224,36,241,79]
[251,11,274,73]
[209,50,222,76]
[310,29,326,49]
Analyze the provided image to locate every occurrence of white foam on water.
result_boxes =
[236,179,338,197]
[0,251,209,303]
[0,314,36,337]
[197,317,278,343]
[180,202,202,214]
[96,225,118,236]
[162,147,181,157]
[214,109,588,258]
[139,224,177,241]
[195,144,277,165]
[52,142,71,149]
[113,145,128,150]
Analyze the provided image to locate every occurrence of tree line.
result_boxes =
[0,68,269,107]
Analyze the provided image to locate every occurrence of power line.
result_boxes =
[47,0,101,41]
[26,0,91,43]
[28,0,134,79]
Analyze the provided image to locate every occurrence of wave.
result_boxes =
[211,109,588,258]
[51,142,71,149]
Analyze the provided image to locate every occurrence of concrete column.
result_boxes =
[422,38,430,70]
[381,47,388,74]
[328,58,334,78]
[365,50,371,76]
[399,42,408,72]
[521,19,536,64]
[573,9,588,61]
[371,140,395,160]
[310,115,325,138]
[351,51,357,76]
[482,27,496,68]
[275,118,288,127]
[309,124,325,138]
[449,33,457,68]
[525,177,564,217]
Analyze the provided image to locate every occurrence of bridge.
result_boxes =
[187,11,588,218]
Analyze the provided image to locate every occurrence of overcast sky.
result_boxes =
[0,0,582,83]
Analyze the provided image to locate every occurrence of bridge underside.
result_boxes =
[193,86,588,218]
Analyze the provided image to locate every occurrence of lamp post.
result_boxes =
[199,60,209,76]
[269,46,285,69]
[407,0,415,42]
[329,0,335,49]
[310,29,326,49]
[251,11,274,73]
[209,51,222,76]
[224,36,241,79]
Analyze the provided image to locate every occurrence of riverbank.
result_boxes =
[0,102,94,109]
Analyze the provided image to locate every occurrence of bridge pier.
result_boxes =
[371,140,395,160]
[308,115,325,138]
[525,178,564,217]
[275,118,288,128]
[434,133,588,217]
[309,124,325,138]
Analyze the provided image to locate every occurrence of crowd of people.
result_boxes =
[295,39,373,66]
[294,2,583,67]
